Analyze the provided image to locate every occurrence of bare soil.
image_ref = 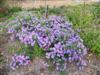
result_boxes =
[6,0,93,9]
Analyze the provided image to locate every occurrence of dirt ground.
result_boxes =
[6,0,93,9]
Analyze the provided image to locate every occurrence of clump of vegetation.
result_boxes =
[65,3,100,57]
[8,7,22,14]
[8,15,87,71]
[0,6,22,21]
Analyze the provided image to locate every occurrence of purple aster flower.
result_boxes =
[10,54,30,70]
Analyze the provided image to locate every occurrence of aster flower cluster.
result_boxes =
[46,42,87,71]
[10,54,30,70]
[8,15,87,71]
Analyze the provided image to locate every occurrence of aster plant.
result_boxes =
[8,15,87,71]
[10,54,30,70]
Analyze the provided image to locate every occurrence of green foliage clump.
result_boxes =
[9,42,45,60]
[0,7,22,22]
[24,44,44,60]
[80,28,100,56]
[18,44,44,60]
[9,7,22,13]
[33,43,45,57]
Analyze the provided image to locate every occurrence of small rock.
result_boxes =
[41,73,45,75]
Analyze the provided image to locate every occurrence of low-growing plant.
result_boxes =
[80,28,100,56]
[8,15,87,71]
[33,43,45,57]
[60,71,67,75]
[8,7,22,13]
[10,54,31,70]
